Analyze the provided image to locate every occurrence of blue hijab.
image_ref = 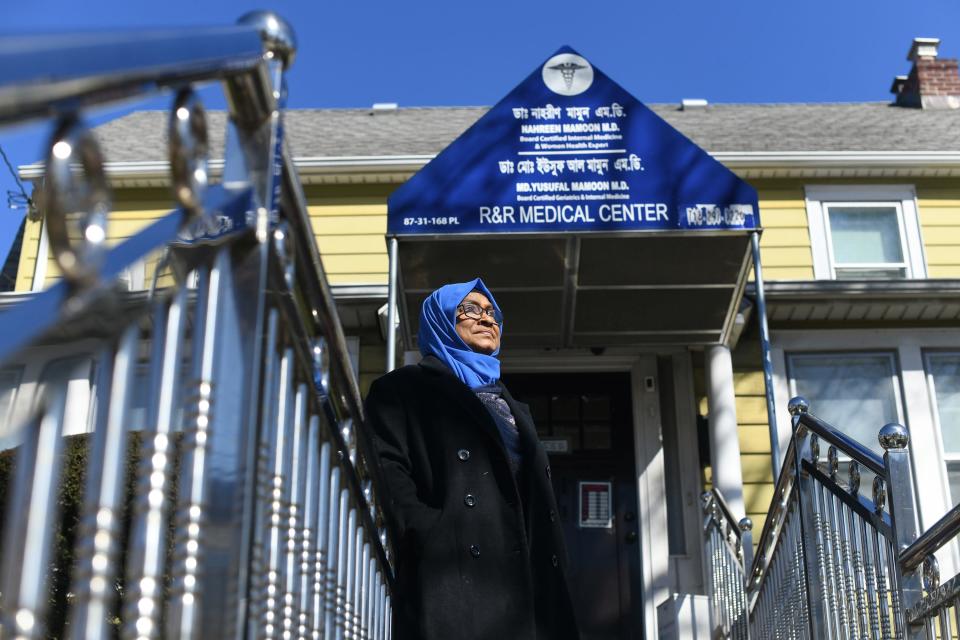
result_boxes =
[418,278,502,389]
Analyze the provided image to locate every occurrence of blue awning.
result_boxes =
[386,46,760,350]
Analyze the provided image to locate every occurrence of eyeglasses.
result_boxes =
[457,302,503,325]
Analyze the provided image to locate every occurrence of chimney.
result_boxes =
[891,37,960,109]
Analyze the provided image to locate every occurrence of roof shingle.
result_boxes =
[90,102,960,164]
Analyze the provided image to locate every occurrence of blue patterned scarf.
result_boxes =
[418,278,502,389]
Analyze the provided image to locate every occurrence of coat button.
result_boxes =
[549,509,556,523]
[457,449,471,461]
[469,544,481,558]
[545,465,552,479]
[551,554,559,567]
[464,494,477,508]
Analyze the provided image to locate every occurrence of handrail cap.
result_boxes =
[787,396,809,416]
[738,517,753,532]
[878,423,909,450]
[238,11,297,69]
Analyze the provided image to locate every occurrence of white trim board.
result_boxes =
[631,354,671,640]
[31,218,48,292]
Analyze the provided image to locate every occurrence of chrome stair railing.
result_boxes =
[702,488,752,640]
[0,12,395,640]
[704,394,960,639]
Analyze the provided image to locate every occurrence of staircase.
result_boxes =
[0,13,394,639]
[702,396,960,639]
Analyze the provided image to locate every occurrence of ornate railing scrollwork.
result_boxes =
[43,118,111,286]
[169,88,210,216]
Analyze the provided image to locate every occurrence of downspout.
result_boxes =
[751,230,781,478]
[386,237,398,372]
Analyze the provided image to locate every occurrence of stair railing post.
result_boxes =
[880,423,925,639]
[788,396,830,639]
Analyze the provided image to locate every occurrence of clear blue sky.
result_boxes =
[2,0,958,273]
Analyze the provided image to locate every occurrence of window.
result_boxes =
[926,352,960,504]
[806,186,926,280]
[787,352,904,456]
[825,204,908,279]
[117,259,146,291]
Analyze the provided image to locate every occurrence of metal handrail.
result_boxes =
[278,148,399,574]
[0,186,249,364]
[711,487,743,537]
[701,393,960,639]
[706,397,913,639]
[746,404,890,590]
[0,26,270,126]
[744,431,798,589]
[793,409,886,476]
[280,146,366,424]
[702,489,750,640]
[901,500,960,572]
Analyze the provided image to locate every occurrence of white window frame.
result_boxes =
[924,350,960,502]
[31,218,49,292]
[805,185,927,280]
[0,340,102,450]
[118,259,146,291]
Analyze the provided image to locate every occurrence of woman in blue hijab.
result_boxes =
[366,278,579,640]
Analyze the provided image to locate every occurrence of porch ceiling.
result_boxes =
[396,232,755,350]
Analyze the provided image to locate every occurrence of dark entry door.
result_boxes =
[503,372,643,639]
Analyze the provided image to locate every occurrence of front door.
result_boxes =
[503,372,643,639]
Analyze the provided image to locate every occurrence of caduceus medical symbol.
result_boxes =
[549,61,587,90]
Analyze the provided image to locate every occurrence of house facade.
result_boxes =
[6,36,960,638]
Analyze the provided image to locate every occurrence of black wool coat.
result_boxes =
[366,355,580,640]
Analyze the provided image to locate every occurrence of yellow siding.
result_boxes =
[744,483,776,521]
[732,359,776,544]
[917,185,960,278]
[297,178,892,287]
[14,186,175,291]
[14,217,43,292]
[19,177,960,290]
[303,180,818,287]
[755,184,814,281]
[41,214,159,289]
[304,185,391,286]
[739,425,772,454]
